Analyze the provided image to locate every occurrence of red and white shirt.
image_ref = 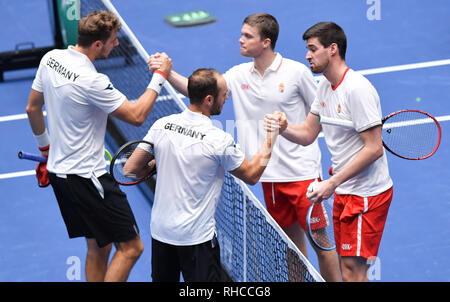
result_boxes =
[310,68,393,196]
[223,53,322,182]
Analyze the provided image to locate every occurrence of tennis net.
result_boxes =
[79,0,324,282]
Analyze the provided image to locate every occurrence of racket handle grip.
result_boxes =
[18,151,47,163]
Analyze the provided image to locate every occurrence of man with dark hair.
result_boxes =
[302,21,347,60]
[26,10,172,281]
[265,22,393,282]
[242,13,279,50]
[148,13,340,282]
[125,68,280,282]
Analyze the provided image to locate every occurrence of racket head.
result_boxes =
[306,198,336,251]
[110,140,156,186]
[382,109,441,160]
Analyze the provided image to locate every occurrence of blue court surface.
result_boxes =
[0,0,449,282]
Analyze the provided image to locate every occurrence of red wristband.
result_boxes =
[39,145,50,151]
[153,70,167,80]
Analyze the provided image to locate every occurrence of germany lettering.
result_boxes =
[164,122,206,140]
[46,57,80,82]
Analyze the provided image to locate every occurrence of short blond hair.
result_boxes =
[77,10,121,47]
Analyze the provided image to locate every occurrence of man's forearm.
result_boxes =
[281,124,316,146]
[329,127,384,188]
[167,70,189,97]
[26,90,46,136]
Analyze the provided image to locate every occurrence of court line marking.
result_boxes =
[0,170,35,180]
[358,59,450,76]
[2,114,449,179]
[1,59,449,179]
[314,58,450,81]
[0,111,46,122]
[1,59,449,123]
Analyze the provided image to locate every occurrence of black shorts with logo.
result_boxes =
[48,172,139,248]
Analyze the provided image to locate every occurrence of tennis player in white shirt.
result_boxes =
[148,13,340,282]
[26,10,172,282]
[125,68,280,281]
[265,22,393,282]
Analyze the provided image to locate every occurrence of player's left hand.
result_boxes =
[307,179,336,203]
[36,160,49,188]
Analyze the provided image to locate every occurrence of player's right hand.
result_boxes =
[157,52,172,76]
[148,52,170,73]
[264,111,288,133]
[278,112,288,133]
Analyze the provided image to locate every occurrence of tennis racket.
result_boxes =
[18,149,113,164]
[319,109,441,160]
[110,140,156,186]
[306,181,336,251]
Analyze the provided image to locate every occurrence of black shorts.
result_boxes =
[48,172,139,248]
[151,236,222,282]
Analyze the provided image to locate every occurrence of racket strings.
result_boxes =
[111,141,155,185]
[382,111,440,159]
[112,147,136,183]
[309,199,335,250]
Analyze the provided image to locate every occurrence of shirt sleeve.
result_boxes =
[142,118,165,145]
[86,73,126,114]
[31,55,46,92]
[310,96,321,116]
[349,85,382,132]
[299,66,318,108]
[309,79,325,116]
[222,66,237,97]
[215,133,245,172]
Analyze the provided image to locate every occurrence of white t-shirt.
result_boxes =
[223,53,322,182]
[32,47,126,177]
[310,68,393,196]
[144,109,245,246]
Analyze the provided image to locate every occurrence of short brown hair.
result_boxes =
[188,68,220,106]
[303,22,347,60]
[77,10,121,47]
[243,13,279,50]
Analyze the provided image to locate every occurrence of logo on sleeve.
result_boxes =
[105,83,114,90]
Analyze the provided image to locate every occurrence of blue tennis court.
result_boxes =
[0,0,449,282]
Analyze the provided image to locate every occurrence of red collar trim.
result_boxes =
[331,67,350,91]
[275,58,283,71]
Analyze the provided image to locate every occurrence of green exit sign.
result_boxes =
[165,10,216,27]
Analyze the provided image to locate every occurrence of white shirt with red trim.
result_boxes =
[310,68,393,196]
[32,46,126,177]
[223,53,322,182]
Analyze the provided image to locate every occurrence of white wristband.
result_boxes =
[147,71,166,94]
[34,129,50,149]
